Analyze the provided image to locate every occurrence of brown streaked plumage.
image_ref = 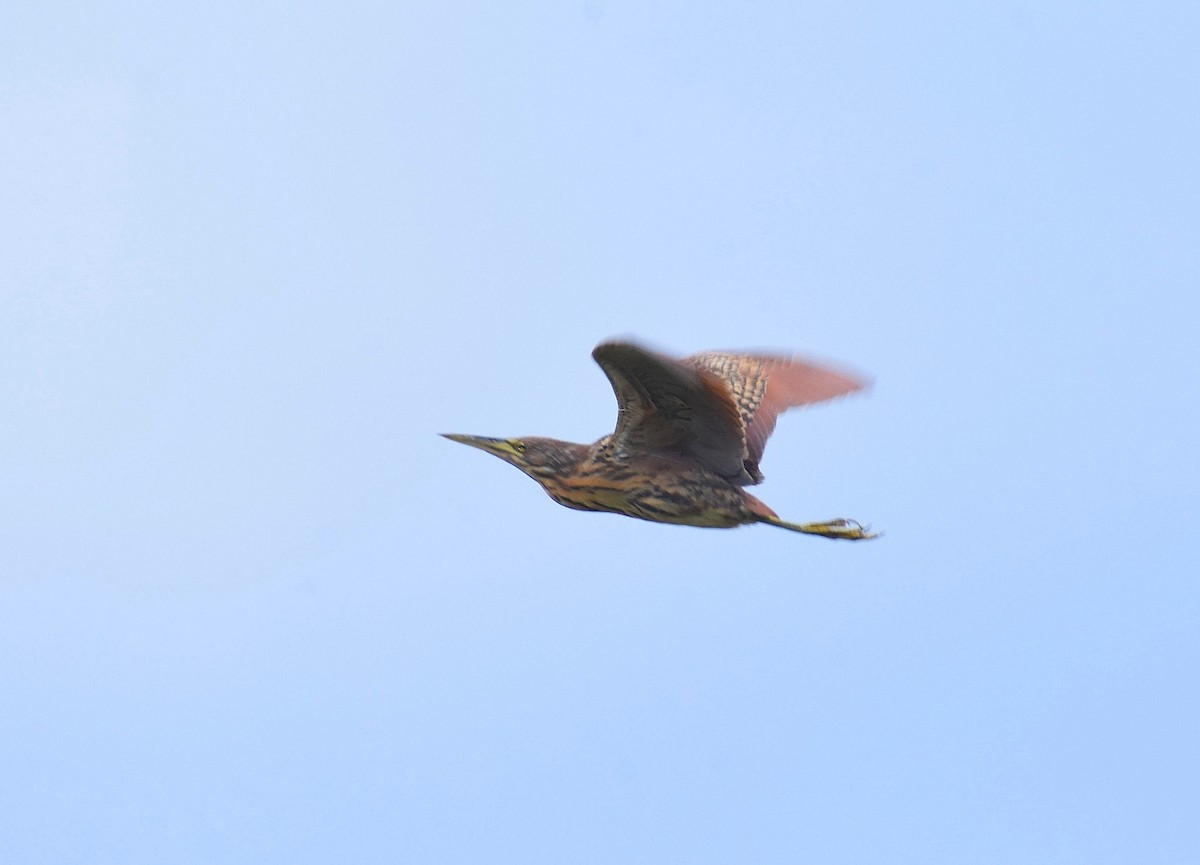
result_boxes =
[442,340,877,539]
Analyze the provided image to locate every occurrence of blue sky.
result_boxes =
[3,2,1198,862]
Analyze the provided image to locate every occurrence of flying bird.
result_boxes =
[443,340,876,539]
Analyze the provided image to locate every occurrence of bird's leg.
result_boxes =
[763,516,879,540]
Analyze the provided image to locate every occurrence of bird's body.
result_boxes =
[531,438,757,527]
[443,341,876,540]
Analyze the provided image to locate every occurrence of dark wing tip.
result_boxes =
[592,339,655,365]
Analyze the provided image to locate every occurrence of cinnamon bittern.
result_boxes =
[443,341,876,540]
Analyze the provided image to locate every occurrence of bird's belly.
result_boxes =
[548,470,750,528]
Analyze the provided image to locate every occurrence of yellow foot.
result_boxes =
[766,517,880,540]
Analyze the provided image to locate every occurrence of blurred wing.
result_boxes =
[685,352,868,483]
[592,341,748,479]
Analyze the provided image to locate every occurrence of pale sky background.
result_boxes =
[3,2,1199,863]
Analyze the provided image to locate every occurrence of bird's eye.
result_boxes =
[511,440,526,453]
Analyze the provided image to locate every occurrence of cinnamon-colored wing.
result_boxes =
[592,341,748,479]
[685,352,868,484]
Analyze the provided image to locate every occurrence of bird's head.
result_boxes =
[440,433,586,482]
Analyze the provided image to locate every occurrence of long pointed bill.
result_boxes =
[440,433,521,460]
